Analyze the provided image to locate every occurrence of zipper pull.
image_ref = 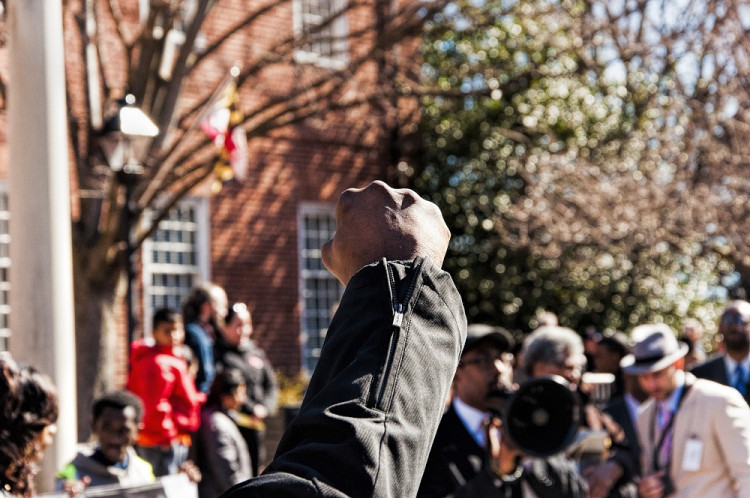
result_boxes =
[392,303,404,328]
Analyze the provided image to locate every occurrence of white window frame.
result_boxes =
[298,203,343,373]
[0,187,9,351]
[292,0,349,69]
[141,196,210,337]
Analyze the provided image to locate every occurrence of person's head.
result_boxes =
[206,368,247,411]
[152,307,184,348]
[222,302,252,347]
[0,353,58,497]
[91,391,143,465]
[522,326,586,390]
[593,332,629,374]
[680,318,704,344]
[679,336,701,369]
[535,311,558,328]
[719,300,750,357]
[453,324,514,411]
[620,323,688,401]
[182,282,228,328]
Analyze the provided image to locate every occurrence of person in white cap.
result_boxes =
[621,323,750,498]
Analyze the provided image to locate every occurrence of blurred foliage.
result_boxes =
[276,370,310,407]
[409,0,748,338]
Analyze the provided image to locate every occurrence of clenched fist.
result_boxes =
[322,181,451,285]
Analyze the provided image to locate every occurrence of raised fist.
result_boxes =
[322,181,451,285]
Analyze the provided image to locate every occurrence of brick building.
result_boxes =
[0,0,415,388]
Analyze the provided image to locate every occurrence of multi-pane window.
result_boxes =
[298,204,342,373]
[0,191,9,351]
[142,197,209,336]
[293,0,349,69]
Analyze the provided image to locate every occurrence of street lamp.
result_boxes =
[99,94,159,352]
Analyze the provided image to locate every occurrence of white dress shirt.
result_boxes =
[453,396,489,447]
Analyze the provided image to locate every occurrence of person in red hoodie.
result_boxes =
[127,307,205,477]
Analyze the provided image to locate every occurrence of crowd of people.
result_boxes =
[54,282,278,497]
[3,181,750,497]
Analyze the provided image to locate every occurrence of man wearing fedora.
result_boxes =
[691,300,750,404]
[622,323,750,498]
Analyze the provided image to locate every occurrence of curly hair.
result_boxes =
[0,353,58,497]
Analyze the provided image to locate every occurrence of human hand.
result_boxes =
[321,181,451,285]
[62,476,91,497]
[179,460,203,483]
[638,472,665,498]
[252,404,269,419]
[582,460,623,498]
[487,417,522,476]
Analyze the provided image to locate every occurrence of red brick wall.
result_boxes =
[211,130,390,376]
[201,0,400,376]
[0,0,411,381]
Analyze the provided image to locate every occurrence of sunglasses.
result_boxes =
[721,314,750,326]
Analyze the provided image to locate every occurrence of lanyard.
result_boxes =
[650,378,693,472]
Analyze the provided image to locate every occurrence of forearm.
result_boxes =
[222,258,466,497]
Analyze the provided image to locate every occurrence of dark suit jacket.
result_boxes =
[691,356,750,405]
[602,396,641,498]
[603,397,640,467]
[418,403,588,497]
[418,403,485,496]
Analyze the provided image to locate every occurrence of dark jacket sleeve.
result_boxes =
[220,257,467,497]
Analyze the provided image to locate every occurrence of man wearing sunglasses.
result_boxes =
[692,300,750,404]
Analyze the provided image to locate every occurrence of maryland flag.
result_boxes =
[201,81,248,192]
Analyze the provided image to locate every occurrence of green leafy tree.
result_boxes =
[410,0,743,338]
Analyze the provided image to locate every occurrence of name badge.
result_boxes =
[682,437,703,471]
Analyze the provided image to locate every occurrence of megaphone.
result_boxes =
[488,375,580,458]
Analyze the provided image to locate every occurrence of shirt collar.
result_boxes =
[453,396,488,445]
[661,369,686,413]
[724,355,750,376]
[624,392,643,421]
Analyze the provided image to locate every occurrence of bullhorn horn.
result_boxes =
[490,375,580,458]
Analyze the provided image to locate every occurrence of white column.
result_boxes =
[7,0,77,492]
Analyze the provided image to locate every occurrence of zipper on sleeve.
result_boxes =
[372,259,424,410]
[387,258,422,330]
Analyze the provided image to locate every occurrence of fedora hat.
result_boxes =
[620,323,688,374]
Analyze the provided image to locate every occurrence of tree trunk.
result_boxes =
[72,247,126,441]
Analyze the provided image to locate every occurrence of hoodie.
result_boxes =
[127,339,206,447]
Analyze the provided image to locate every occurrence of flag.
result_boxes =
[200,80,248,190]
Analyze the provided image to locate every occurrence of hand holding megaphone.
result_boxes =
[486,417,524,479]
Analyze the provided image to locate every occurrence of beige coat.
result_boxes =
[637,373,750,497]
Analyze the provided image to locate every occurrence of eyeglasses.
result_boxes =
[459,353,514,370]
[721,314,750,326]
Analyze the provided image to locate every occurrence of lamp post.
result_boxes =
[100,95,159,351]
